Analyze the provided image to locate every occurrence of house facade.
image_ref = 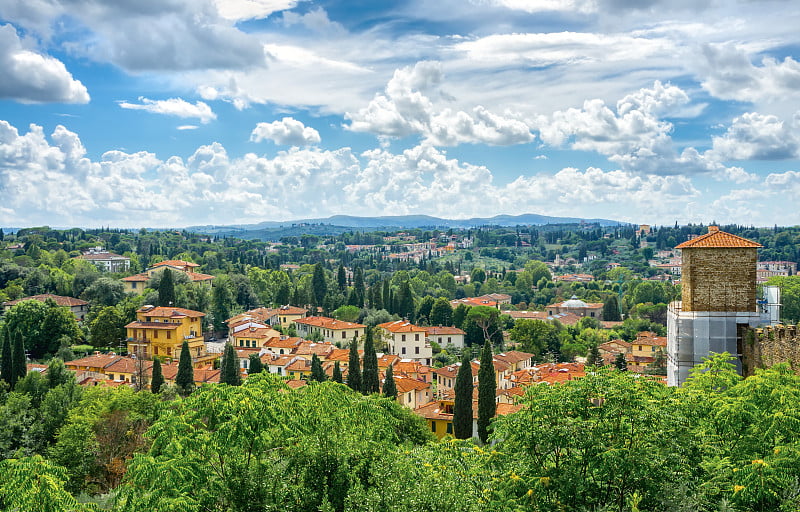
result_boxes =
[125,305,206,361]
[379,320,432,365]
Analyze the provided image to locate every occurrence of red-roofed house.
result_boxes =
[379,320,432,365]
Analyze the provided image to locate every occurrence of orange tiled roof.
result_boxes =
[152,259,200,268]
[4,293,88,307]
[494,350,534,365]
[66,354,124,370]
[424,326,465,335]
[264,336,303,349]
[393,375,430,393]
[121,273,150,282]
[294,316,365,330]
[277,305,308,315]
[379,320,426,333]
[293,341,335,357]
[185,271,215,282]
[675,226,762,249]
[434,361,479,379]
[137,306,205,318]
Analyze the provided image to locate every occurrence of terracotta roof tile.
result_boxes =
[675,226,762,249]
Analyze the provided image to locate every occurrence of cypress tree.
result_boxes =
[477,342,497,444]
[1,328,11,385]
[158,268,176,307]
[587,344,603,367]
[382,363,397,399]
[310,353,327,382]
[248,353,264,375]
[332,361,343,383]
[176,340,195,396]
[361,328,379,394]
[221,343,241,386]
[11,332,27,388]
[347,337,361,392]
[311,263,327,307]
[151,358,164,393]
[614,352,628,371]
[337,265,346,292]
[453,354,474,439]
[603,295,621,321]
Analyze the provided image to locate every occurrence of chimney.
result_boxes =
[708,225,719,233]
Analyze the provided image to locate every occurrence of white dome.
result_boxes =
[562,295,589,308]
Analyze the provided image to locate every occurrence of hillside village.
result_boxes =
[1,223,800,510]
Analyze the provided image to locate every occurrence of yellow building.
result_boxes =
[125,305,206,361]
[122,259,214,294]
[414,398,520,439]
[276,305,308,330]
[294,316,365,344]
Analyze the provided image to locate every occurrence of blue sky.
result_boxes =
[1,0,800,228]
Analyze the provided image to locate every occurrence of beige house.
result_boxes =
[122,259,214,294]
[379,320,432,365]
[294,316,365,344]
[4,293,89,321]
[424,326,466,348]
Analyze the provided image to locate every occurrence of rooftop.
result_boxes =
[675,226,762,249]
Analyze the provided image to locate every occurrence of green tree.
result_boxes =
[248,354,264,375]
[416,295,435,325]
[332,361,343,383]
[463,306,503,346]
[89,306,125,348]
[347,338,361,392]
[395,280,415,322]
[81,277,125,307]
[361,328,379,394]
[150,358,164,393]
[212,278,233,334]
[46,358,71,389]
[613,352,627,371]
[477,342,496,444]
[337,264,346,292]
[157,268,176,307]
[452,303,469,329]
[383,362,397,399]
[0,329,11,385]
[311,263,327,308]
[310,353,327,382]
[11,331,27,387]
[332,305,360,323]
[453,354,474,439]
[0,455,96,512]
[176,340,195,396]
[509,319,559,359]
[221,343,242,386]
[603,294,621,321]
[586,344,602,367]
[429,297,453,326]
[470,267,486,284]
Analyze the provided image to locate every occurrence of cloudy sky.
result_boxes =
[1,0,800,228]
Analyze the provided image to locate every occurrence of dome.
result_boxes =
[562,295,589,308]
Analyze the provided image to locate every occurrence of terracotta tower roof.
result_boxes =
[675,226,762,249]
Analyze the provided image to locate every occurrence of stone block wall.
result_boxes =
[741,325,800,377]
[681,247,757,312]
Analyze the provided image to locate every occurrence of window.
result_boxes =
[401,334,406,342]
[447,337,451,343]
[153,331,158,339]
[402,347,406,354]
[446,423,453,434]
[590,312,595,317]
[407,394,412,403]
[131,282,137,289]
[166,331,171,339]
[415,334,419,341]
[167,348,172,356]
[154,347,159,355]
[342,332,346,339]
[431,422,436,432]
[438,337,442,343]
[415,347,420,354]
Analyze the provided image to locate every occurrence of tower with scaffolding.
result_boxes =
[667,226,776,386]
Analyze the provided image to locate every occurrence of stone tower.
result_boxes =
[667,226,767,386]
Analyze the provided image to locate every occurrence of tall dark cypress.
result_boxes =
[477,342,497,444]
[1,327,12,385]
[310,353,327,382]
[150,358,164,393]
[158,268,176,307]
[361,328,379,394]
[11,332,27,388]
[332,361,343,383]
[453,354,474,439]
[347,338,361,392]
[311,263,327,308]
[176,340,195,396]
[248,353,264,375]
[382,363,397,399]
[221,343,241,386]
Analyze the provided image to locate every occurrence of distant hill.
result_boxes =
[187,213,623,240]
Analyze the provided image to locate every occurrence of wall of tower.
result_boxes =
[681,248,758,312]
[741,325,800,377]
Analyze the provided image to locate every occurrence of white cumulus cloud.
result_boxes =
[250,117,321,146]
[119,97,217,124]
[346,61,534,146]
[0,24,89,104]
